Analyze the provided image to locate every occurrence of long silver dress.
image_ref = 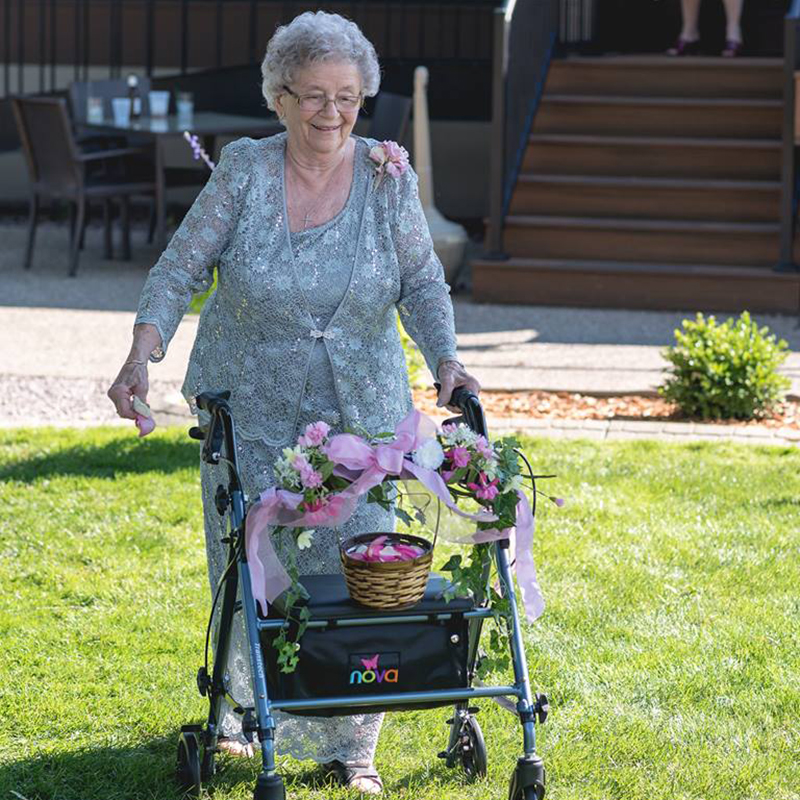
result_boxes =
[203,145,392,764]
[136,134,458,764]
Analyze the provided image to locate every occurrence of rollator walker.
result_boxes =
[177,388,549,799]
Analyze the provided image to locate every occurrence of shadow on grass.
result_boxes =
[0,437,200,483]
[0,733,472,800]
[0,731,182,800]
[754,496,800,509]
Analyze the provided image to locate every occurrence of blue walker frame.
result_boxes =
[176,389,548,800]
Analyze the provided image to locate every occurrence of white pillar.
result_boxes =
[413,65,468,283]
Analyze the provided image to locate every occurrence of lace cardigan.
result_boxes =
[135,133,458,445]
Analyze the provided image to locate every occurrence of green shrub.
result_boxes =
[659,311,790,419]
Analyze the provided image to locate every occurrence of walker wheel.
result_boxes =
[508,757,545,800]
[458,715,488,780]
[177,730,202,797]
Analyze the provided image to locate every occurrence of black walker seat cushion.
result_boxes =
[260,573,473,717]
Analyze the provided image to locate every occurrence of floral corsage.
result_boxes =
[369,140,410,190]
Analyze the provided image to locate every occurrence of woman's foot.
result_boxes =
[666,37,701,56]
[325,760,383,794]
[722,39,743,57]
[217,737,254,758]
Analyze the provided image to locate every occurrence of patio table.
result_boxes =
[82,112,281,251]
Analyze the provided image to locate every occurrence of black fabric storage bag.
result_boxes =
[260,574,473,717]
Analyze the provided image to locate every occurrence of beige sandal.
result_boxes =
[217,737,254,758]
[325,760,383,794]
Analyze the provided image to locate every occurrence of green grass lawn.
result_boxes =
[1,428,799,800]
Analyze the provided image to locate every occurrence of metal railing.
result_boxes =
[779,0,800,270]
[1,0,496,99]
[485,0,559,256]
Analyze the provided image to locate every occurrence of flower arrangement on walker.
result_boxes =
[245,409,557,673]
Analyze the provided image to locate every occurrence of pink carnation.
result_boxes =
[448,446,471,469]
[369,140,409,188]
[290,453,309,471]
[300,494,348,525]
[475,436,494,459]
[298,421,330,447]
[299,465,323,489]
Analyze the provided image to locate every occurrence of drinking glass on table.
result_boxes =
[176,91,194,125]
[87,96,104,123]
[148,90,170,118]
[111,97,130,126]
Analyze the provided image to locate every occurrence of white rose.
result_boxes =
[412,439,445,471]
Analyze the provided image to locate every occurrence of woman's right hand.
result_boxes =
[107,360,149,420]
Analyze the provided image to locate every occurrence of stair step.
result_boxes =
[510,175,781,222]
[535,94,782,139]
[545,55,783,99]
[503,215,780,267]
[524,134,781,180]
[470,257,800,313]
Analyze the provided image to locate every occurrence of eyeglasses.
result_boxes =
[282,85,363,113]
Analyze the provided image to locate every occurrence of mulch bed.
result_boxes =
[412,388,800,431]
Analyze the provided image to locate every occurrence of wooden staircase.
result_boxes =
[472,56,800,313]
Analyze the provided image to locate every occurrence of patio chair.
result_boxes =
[11,95,156,276]
[368,91,412,143]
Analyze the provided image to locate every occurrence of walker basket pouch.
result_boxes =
[261,574,472,717]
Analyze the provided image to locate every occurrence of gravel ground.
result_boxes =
[0,374,187,429]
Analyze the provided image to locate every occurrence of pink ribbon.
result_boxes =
[476,491,544,622]
[427,490,544,622]
[325,434,406,497]
[325,409,440,498]
[244,486,358,615]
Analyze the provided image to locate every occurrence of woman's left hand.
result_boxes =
[436,359,481,412]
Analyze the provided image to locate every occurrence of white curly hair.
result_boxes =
[261,11,381,112]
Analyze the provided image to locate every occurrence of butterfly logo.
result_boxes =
[360,654,380,670]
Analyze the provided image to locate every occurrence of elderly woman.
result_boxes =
[107,10,479,795]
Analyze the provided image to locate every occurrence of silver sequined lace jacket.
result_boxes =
[135,133,458,445]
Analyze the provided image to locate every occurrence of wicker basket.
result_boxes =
[340,532,434,610]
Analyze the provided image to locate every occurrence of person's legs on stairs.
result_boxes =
[721,0,743,55]
[667,0,702,55]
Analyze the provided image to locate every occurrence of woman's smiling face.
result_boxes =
[277,61,362,158]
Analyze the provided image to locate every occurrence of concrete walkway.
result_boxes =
[1,221,799,445]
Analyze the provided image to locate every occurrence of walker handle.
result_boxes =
[434,383,487,438]
[195,390,231,415]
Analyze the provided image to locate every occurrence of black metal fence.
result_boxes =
[1,0,497,98]
[486,0,559,254]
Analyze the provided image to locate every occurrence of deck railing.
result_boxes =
[485,0,559,256]
[780,0,800,270]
